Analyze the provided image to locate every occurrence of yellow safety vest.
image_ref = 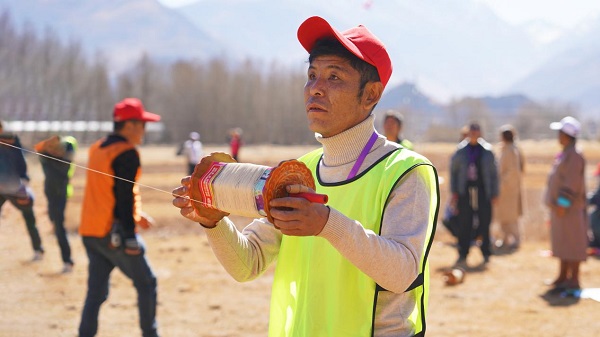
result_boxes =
[269,148,439,336]
[62,136,78,198]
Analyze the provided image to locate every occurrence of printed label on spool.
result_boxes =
[199,162,227,208]
[254,167,273,216]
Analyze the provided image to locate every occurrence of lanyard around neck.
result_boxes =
[347,132,378,180]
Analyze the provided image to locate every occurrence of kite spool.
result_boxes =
[190,152,327,223]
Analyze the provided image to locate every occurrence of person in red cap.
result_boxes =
[79,98,161,337]
[173,16,438,336]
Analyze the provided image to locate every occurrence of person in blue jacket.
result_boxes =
[0,120,44,261]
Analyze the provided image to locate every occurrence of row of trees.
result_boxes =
[0,10,311,146]
[1,9,595,146]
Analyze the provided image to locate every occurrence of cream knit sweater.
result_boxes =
[204,114,433,336]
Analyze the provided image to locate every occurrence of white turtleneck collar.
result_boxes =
[315,114,385,167]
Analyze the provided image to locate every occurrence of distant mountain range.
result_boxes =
[1,0,599,117]
[0,0,222,70]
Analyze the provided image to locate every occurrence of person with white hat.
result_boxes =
[545,116,587,290]
[177,131,203,175]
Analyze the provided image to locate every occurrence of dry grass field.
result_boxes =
[1,140,600,336]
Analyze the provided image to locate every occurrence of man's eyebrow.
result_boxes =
[308,63,350,73]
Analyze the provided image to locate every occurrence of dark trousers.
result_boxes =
[79,235,159,337]
[187,163,196,176]
[0,193,42,253]
[457,186,492,259]
[46,192,72,264]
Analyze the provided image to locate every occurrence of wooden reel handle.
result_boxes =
[263,159,316,223]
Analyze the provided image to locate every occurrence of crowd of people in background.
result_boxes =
[438,115,597,292]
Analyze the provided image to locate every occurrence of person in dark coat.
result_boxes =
[450,122,499,267]
[35,135,78,272]
[0,120,44,261]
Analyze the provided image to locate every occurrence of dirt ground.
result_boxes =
[1,140,600,337]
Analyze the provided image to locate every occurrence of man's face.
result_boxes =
[383,116,401,138]
[468,129,480,144]
[303,55,371,138]
[127,120,146,145]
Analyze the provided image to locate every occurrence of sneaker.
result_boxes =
[483,256,490,264]
[32,250,44,262]
[61,263,74,274]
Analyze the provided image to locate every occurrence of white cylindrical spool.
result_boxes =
[209,162,272,218]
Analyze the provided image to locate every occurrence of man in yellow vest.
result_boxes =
[173,16,439,337]
[78,98,160,337]
[34,135,78,273]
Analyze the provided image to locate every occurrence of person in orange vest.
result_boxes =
[78,98,161,337]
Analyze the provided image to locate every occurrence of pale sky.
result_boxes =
[476,0,600,28]
[159,0,600,29]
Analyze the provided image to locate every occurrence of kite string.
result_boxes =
[0,140,209,206]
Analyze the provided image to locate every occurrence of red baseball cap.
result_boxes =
[113,98,161,122]
[297,16,393,88]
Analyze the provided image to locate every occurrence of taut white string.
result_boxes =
[0,140,208,206]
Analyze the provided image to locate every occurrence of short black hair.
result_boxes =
[309,38,380,98]
[114,120,144,132]
[468,122,481,131]
[114,121,126,132]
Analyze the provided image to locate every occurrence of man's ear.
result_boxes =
[362,81,384,111]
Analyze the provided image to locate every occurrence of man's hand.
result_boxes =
[124,237,142,255]
[137,211,155,229]
[269,184,330,236]
[172,176,224,228]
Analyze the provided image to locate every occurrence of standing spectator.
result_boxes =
[173,16,439,336]
[589,163,600,249]
[78,98,161,337]
[450,122,498,266]
[0,120,44,261]
[229,127,243,161]
[177,131,203,175]
[34,135,78,272]
[383,109,414,150]
[545,116,587,289]
[442,126,473,238]
[494,125,525,250]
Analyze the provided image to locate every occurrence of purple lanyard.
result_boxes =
[347,132,378,180]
